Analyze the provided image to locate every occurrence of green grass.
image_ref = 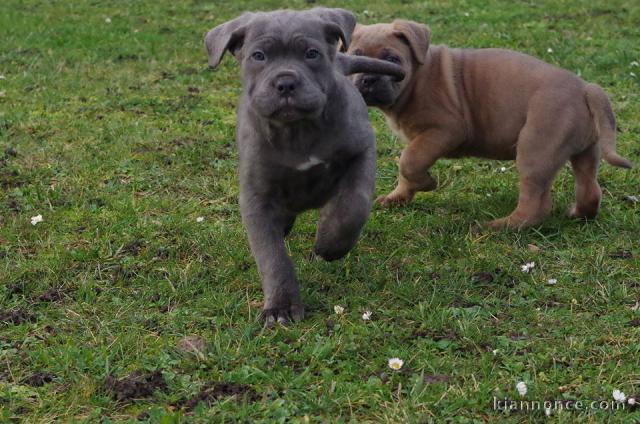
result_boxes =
[1,0,639,422]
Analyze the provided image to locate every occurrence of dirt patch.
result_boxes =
[6,281,26,295]
[628,319,640,327]
[6,196,22,211]
[103,370,167,403]
[4,147,18,157]
[0,169,26,188]
[120,240,145,256]
[159,303,175,313]
[325,318,335,335]
[609,250,633,259]
[179,67,198,75]
[176,382,258,412]
[411,328,457,341]
[508,332,527,341]
[115,53,139,62]
[0,308,35,325]
[37,288,64,303]
[23,372,54,387]
[470,271,493,284]
[88,198,106,209]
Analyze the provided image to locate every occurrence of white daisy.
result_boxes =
[628,397,636,405]
[30,214,43,225]
[362,311,372,321]
[196,216,204,223]
[613,389,626,403]
[105,17,112,23]
[521,262,535,273]
[521,262,536,273]
[388,358,404,370]
[516,381,528,397]
[547,48,553,53]
[333,305,344,315]
[547,278,557,285]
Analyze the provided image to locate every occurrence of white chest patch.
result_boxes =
[296,156,325,171]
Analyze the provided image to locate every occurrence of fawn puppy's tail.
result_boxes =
[585,83,633,169]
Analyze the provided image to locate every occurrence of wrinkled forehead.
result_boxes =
[245,11,327,47]
[351,24,404,53]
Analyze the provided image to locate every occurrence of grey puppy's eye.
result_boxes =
[251,51,265,61]
[305,49,320,59]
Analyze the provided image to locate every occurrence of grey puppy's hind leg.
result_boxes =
[314,150,375,261]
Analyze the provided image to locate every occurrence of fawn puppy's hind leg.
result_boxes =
[487,122,570,229]
[568,143,602,219]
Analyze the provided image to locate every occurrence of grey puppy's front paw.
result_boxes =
[261,304,305,328]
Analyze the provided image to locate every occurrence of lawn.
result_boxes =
[1,0,639,422]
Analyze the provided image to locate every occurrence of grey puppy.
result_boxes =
[205,8,404,326]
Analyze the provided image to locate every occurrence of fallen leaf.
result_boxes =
[424,374,450,384]
[176,336,207,355]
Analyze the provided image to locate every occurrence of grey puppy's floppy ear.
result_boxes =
[392,20,431,64]
[204,12,255,69]
[311,8,356,52]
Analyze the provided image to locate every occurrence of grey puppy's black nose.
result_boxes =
[276,75,298,95]
[360,75,379,87]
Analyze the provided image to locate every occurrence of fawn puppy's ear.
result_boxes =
[392,20,431,64]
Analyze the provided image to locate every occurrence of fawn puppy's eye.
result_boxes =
[305,48,320,59]
[385,56,401,64]
[251,51,265,61]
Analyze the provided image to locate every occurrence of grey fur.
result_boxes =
[205,8,404,326]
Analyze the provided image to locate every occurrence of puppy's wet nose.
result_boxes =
[275,75,298,95]
[361,75,379,87]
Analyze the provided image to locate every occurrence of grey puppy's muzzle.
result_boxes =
[252,66,327,122]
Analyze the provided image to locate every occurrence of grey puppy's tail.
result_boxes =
[585,83,633,169]
[336,53,405,81]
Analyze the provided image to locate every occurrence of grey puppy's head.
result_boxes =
[205,8,356,123]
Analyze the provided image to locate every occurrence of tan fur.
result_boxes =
[349,21,633,228]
